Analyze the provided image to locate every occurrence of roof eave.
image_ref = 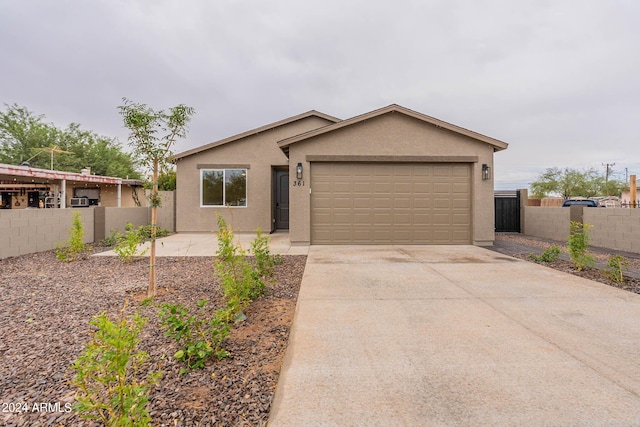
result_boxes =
[278,104,509,151]
[174,110,341,160]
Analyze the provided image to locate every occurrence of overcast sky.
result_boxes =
[2,0,639,189]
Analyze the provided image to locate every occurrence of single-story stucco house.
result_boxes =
[174,104,508,246]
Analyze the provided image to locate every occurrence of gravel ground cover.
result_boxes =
[0,248,305,427]
[491,233,640,295]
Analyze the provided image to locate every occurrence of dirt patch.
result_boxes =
[0,250,306,426]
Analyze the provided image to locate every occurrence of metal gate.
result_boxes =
[494,190,521,232]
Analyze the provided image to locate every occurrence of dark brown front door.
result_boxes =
[274,169,289,230]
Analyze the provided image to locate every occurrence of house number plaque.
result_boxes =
[292,180,305,187]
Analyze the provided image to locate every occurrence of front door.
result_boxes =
[274,169,290,230]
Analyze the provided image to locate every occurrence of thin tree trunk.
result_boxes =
[148,159,158,297]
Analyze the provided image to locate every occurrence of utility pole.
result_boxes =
[603,162,615,196]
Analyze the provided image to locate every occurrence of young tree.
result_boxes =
[118,99,195,297]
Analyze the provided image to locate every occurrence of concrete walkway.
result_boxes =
[268,245,640,426]
[93,232,308,256]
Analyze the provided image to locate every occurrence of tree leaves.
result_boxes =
[0,103,140,178]
[530,167,624,198]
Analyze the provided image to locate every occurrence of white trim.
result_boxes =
[200,168,248,208]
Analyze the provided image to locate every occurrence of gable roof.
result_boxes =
[173,110,340,160]
[277,104,509,152]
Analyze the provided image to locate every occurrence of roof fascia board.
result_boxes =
[174,110,341,160]
[278,104,508,151]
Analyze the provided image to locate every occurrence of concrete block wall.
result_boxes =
[523,206,640,254]
[156,191,175,232]
[1,201,176,259]
[523,207,570,241]
[104,207,150,236]
[0,208,94,259]
[584,208,640,253]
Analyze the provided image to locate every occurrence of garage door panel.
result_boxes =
[393,213,411,225]
[452,182,470,194]
[353,182,371,192]
[333,197,352,208]
[372,212,392,224]
[453,213,471,225]
[452,165,470,177]
[433,198,451,209]
[373,198,392,208]
[394,198,412,209]
[311,163,471,244]
[414,199,432,209]
[433,165,453,177]
[413,213,431,225]
[413,182,432,193]
[433,183,452,194]
[313,197,334,208]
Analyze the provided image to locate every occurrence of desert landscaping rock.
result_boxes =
[0,248,305,426]
[492,234,640,295]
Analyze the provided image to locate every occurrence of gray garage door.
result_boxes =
[311,163,471,244]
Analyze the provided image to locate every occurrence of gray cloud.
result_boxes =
[1,0,639,188]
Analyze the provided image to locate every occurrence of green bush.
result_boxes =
[138,224,171,241]
[56,212,90,262]
[71,310,161,426]
[250,228,281,289]
[214,215,261,321]
[606,255,628,283]
[114,223,148,263]
[567,222,595,271]
[101,230,121,247]
[529,244,561,263]
[158,300,229,372]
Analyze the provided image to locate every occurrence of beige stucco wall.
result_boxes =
[175,116,333,233]
[101,185,146,207]
[287,113,498,245]
[104,207,150,235]
[0,208,94,259]
[584,208,640,253]
[523,207,570,241]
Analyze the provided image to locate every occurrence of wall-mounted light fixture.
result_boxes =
[296,162,303,179]
[482,164,491,181]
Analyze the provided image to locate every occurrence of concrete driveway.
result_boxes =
[269,245,640,426]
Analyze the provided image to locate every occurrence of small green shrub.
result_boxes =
[529,245,561,263]
[567,222,595,271]
[606,255,628,283]
[215,215,261,320]
[158,300,229,372]
[56,211,90,262]
[71,310,160,426]
[250,228,280,290]
[100,229,121,247]
[138,224,171,241]
[114,223,148,263]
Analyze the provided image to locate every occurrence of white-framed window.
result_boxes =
[201,169,247,207]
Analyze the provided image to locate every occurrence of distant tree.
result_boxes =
[0,103,140,178]
[119,98,195,298]
[157,169,176,191]
[0,104,59,167]
[530,167,624,198]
